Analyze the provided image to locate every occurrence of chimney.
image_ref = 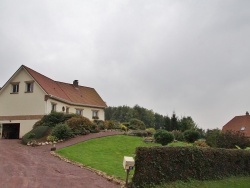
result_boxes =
[246,111,249,115]
[73,80,79,88]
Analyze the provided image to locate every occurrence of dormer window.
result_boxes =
[25,81,34,93]
[240,126,245,131]
[11,82,19,93]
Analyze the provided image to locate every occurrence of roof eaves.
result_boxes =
[48,95,107,109]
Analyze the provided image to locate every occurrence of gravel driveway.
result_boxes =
[0,131,122,188]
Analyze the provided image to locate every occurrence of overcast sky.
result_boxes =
[1,0,250,130]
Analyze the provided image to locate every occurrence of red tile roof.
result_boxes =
[222,113,250,137]
[23,65,107,108]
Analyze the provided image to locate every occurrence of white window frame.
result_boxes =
[76,109,83,115]
[92,110,99,119]
[25,81,34,93]
[11,82,19,93]
[66,107,69,114]
[51,103,57,112]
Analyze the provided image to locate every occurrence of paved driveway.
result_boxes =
[0,131,122,188]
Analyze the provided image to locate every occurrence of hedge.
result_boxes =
[132,147,250,187]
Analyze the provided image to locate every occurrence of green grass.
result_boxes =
[57,136,250,187]
[155,176,250,188]
[56,135,159,180]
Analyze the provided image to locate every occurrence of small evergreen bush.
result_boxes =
[183,129,200,143]
[154,130,174,146]
[51,123,73,140]
[22,126,50,144]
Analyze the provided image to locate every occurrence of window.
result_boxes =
[25,82,34,93]
[11,83,19,93]
[76,109,82,115]
[51,103,57,112]
[240,126,245,131]
[66,107,69,114]
[92,110,99,119]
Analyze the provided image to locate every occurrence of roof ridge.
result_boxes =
[55,80,94,89]
[23,65,55,82]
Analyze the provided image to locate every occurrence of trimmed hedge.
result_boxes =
[132,147,250,187]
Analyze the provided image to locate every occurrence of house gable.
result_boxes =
[0,66,47,116]
[222,112,250,137]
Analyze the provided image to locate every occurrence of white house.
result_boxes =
[0,65,107,139]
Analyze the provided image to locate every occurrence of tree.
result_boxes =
[154,113,165,130]
[163,116,171,130]
[170,112,179,131]
[179,116,197,132]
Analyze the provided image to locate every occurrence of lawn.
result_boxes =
[56,135,159,180]
[56,135,250,187]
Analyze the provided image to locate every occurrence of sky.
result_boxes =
[1,0,250,130]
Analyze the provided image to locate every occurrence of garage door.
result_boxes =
[2,123,20,139]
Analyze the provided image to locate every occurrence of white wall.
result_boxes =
[46,99,105,121]
[0,69,46,116]
[0,119,39,138]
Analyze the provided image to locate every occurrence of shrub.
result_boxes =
[105,120,116,129]
[33,112,79,128]
[145,128,156,136]
[94,120,107,130]
[216,130,250,149]
[89,124,100,133]
[193,140,209,147]
[154,130,174,146]
[183,129,200,143]
[120,124,128,132]
[205,128,221,147]
[22,126,50,144]
[51,123,73,140]
[66,116,92,135]
[128,118,146,130]
[127,130,148,137]
[47,135,58,142]
[172,130,184,141]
